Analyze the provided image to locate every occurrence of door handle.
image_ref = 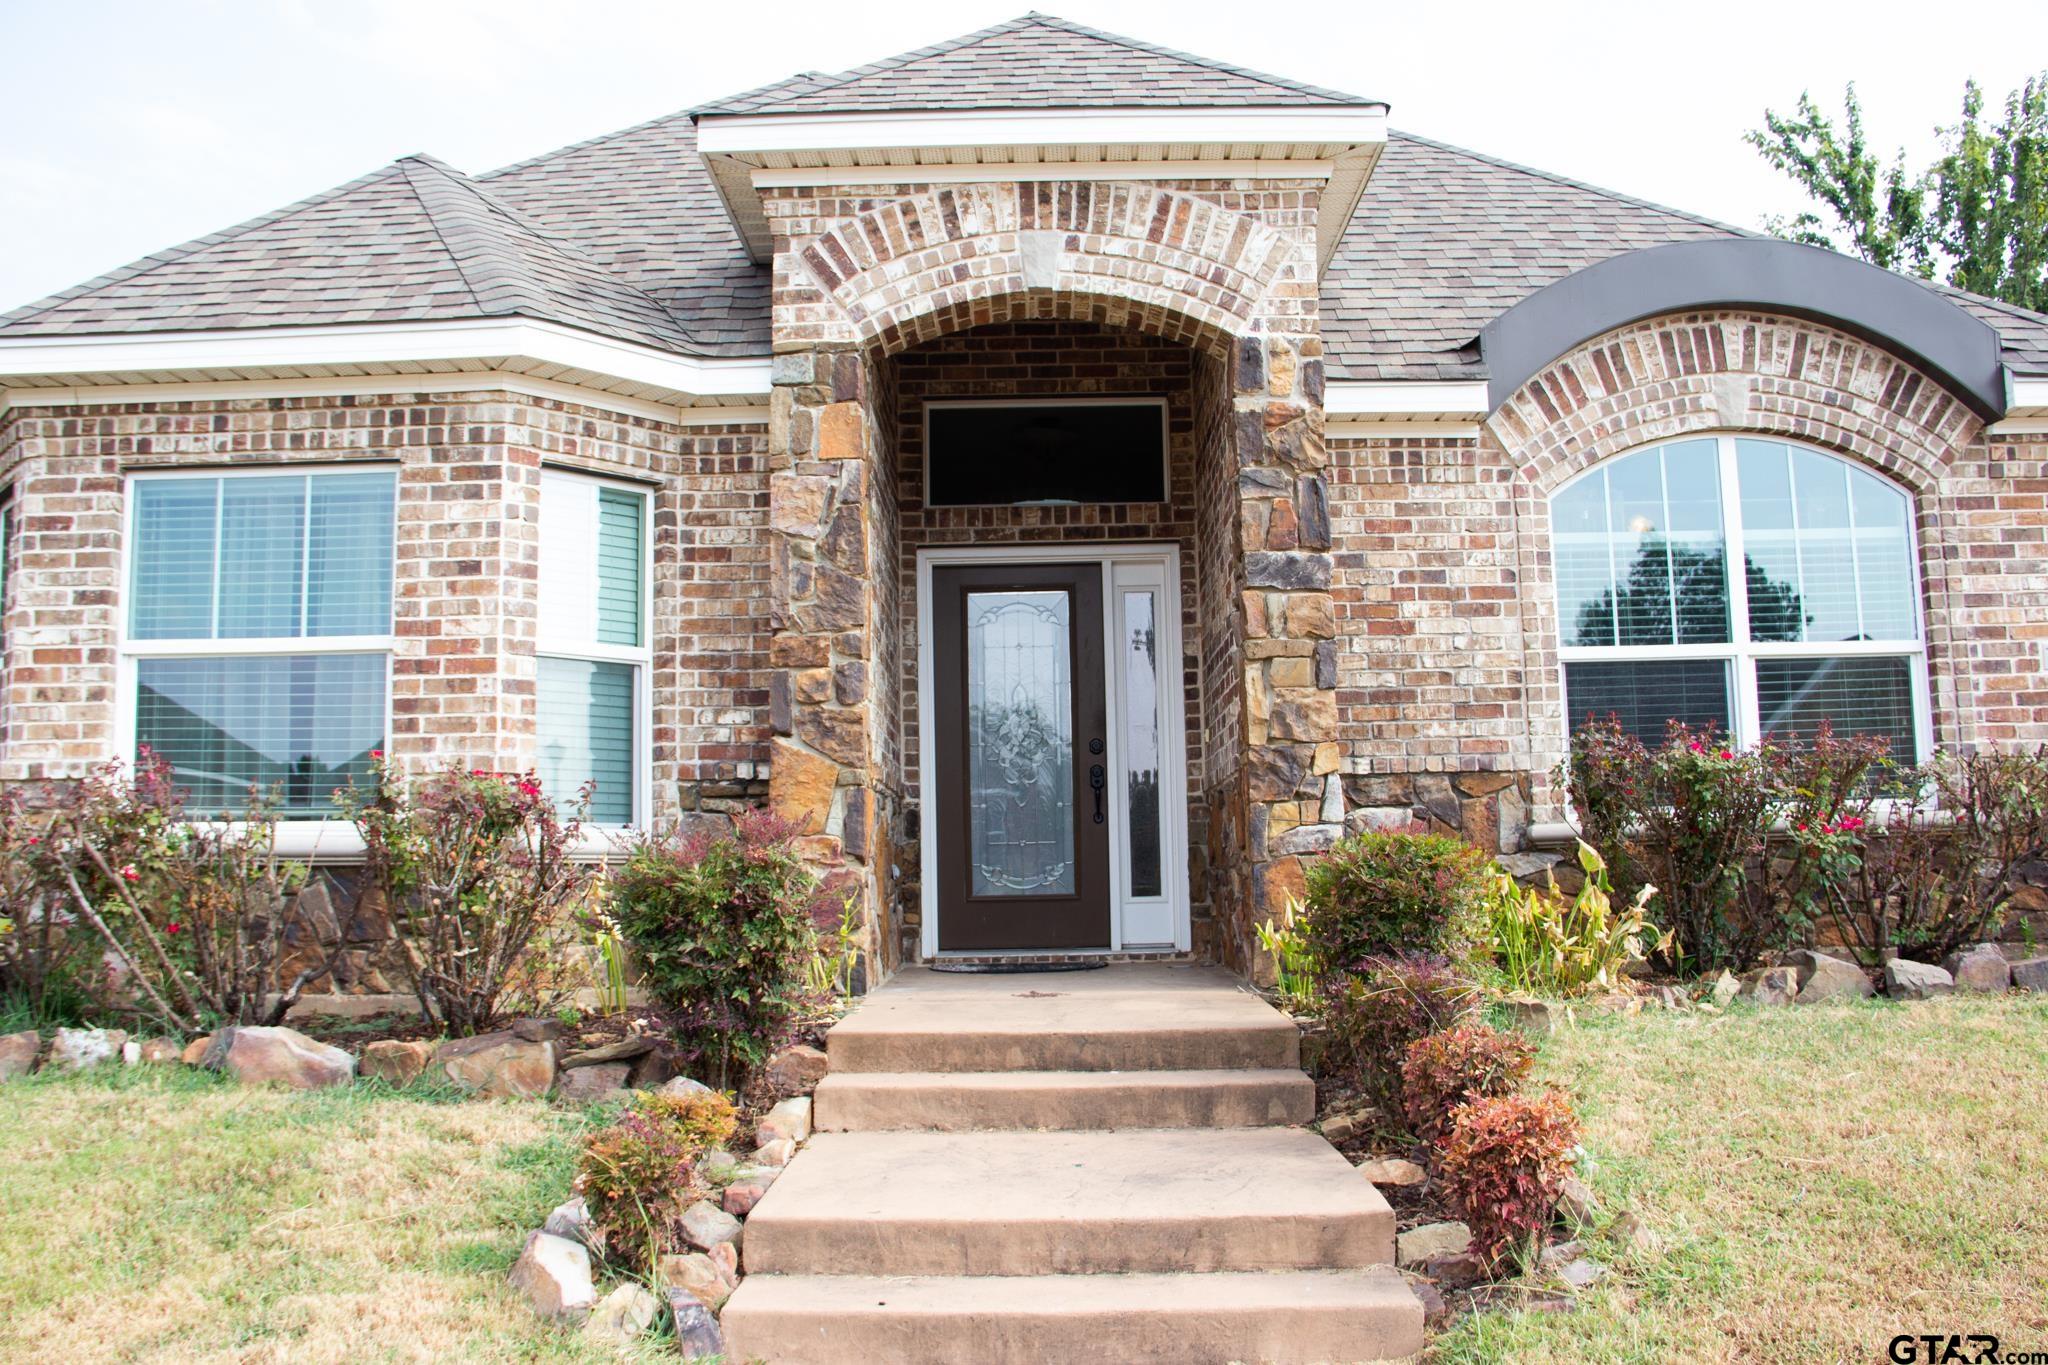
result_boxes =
[1089,763,1106,824]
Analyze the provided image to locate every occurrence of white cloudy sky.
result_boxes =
[3,0,2045,315]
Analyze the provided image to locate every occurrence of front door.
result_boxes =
[931,563,1112,951]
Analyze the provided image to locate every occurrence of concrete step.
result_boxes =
[722,1268,1425,1364]
[814,1067,1315,1131]
[827,964,1299,1073]
[741,1128,1395,1277]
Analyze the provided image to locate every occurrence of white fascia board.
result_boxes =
[0,318,773,400]
[749,159,1339,189]
[697,105,1388,160]
[1324,380,1493,420]
[2004,375,2048,420]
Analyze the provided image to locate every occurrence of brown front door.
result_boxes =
[931,563,1111,951]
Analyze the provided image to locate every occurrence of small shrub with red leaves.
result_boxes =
[1319,951,1481,1110]
[1436,1090,1582,1267]
[1400,1023,1537,1148]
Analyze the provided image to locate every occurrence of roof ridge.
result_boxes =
[1933,281,2048,331]
[1387,128,1754,239]
[393,157,506,316]
[0,160,415,331]
[698,14,1043,114]
[1022,12,1375,105]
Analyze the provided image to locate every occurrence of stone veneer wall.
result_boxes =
[1327,310,2048,858]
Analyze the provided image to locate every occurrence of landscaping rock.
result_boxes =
[136,1038,181,1064]
[1397,1221,1472,1267]
[754,1138,797,1167]
[660,1250,738,1311]
[559,1036,654,1069]
[1709,969,1741,1007]
[1609,1210,1664,1259]
[722,1166,781,1217]
[681,1198,742,1251]
[667,1293,727,1361]
[0,1030,39,1080]
[583,1283,660,1347]
[1502,997,1561,1035]
[626,1049,676,1089]
[508,1230,595,1319]
[764,1044,830,1097]
[359,1039,435,1086]
[181,1035,213,1065]
[543,1197,595,1245]
[657,1076,712,1099]
[1357,1157,1427,1188]
[1423,1250,1487,1288]
[510,1017,573,1044]
[204,1026,355,1090]
[436,1030,555,1098]
[1555,1175,1600,1226]
[2012,957,2048,992]
[1319,1113,1358,1145]
[1409,1275,1452,1327]
[1737,966,1799,1006]
[557,1062,630,1102]
[122,1040,142,1065]
[51,1027,127,1070]
[1789,949,1874,1003]
[1945,944,2012,993]
[1557,1256,1606,1290]
[1884,958,1954,1000]
[1650,984,1686,1010]
[756,1096,813,1146]
[709,1239,742,1280]
[699,1148,745,1185]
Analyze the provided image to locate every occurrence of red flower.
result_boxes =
[369,749,383,760]
[517,778,542,798]
[1796,822,1808,832]
[117,863,141,883]
[166,922,182,934]
[25,835,38,845]
[1718,750,1732,760]
[1841,816,1865,831]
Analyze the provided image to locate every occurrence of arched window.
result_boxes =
[1552,436,1928,761]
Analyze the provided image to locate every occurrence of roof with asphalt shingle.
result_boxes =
[691,13,1380,115]
[2,14,2045,384]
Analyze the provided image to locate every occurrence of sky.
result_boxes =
[2,0,2045,316]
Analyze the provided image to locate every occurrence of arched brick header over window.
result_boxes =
[1479,239,2008,421]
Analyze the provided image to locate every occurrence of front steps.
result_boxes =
[722,964,1423,1364]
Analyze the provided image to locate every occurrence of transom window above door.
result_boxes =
[924,400,1168,506]
[1552,436,1928,762]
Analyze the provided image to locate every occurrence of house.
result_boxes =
[4,13,2047,985]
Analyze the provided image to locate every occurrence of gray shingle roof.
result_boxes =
[692,13,1379,115]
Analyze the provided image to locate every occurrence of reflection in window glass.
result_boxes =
[1756,656,1918,764]
[1552,438,1727,648]
[1122,591,1162,899]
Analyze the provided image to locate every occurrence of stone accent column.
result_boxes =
[1234,334,1341,944]
[766,347,882,960]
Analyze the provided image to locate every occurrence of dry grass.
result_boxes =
[1431,995,2048,1363]
[0,1065,660,1364]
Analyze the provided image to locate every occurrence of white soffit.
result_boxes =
[695,105,1389,270]
[1324,380,1492,423]
[0,319,774,413]
[2000,375,2048,424]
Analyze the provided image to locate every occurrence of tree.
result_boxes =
[1749,76,2048,311]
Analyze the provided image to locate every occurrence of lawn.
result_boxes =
[0,1065,655,1364]
[1434,995,2048,1363]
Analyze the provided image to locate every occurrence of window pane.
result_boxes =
[216,476,306,638]
[1564,659,1733,744]
[537,657,636,824]
[307,472,395,635]
[1122,590,1162,899]
[137,654,384,816]
[131,478,219,640]
[1737,439,1915,645]
[1756,656,1917,764]
[1553,441,1728,649]
[1851,471,1915,640]
[966,590,1075,897]
[596,486,644,648]
[1790,447,1861,641]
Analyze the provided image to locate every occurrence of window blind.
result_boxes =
[537,657,636,824]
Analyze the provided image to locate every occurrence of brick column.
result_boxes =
[1235,334,1342,938]
[766,346,883,957]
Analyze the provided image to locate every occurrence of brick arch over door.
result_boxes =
[775,181,1303,359]
[1487,308,1991,792]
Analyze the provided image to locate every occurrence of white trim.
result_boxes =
[0,318,774,401]
[1324,380,1492,420]
[1987,417,2048,436]
[1,371,768,427]
[1327,420,1483,440]
[749,159,1338,189]
[2006,376,2048,418]
[1551,434,1934,763]
[915,543,1191,960]
[698,106,1388,160]
[921,397,1171,509]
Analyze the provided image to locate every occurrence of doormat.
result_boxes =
[929,960,1108,974]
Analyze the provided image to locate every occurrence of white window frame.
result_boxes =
[915,542,1191,958]
[1553,433,1934,761]
[114,463,400,853]
[536,466,654,831]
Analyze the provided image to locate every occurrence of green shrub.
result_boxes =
[575,1088,737,1271]
[340,761,592,1037]
[1300,831,1493,975]
[607,811,829,1089]
[1436,1090,1581,1267]
[1321,952,1481,1112]
[1401,1023,1537,1148]
[1481,841,1665,997]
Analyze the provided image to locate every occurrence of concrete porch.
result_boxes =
[721,965,1424,1363]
